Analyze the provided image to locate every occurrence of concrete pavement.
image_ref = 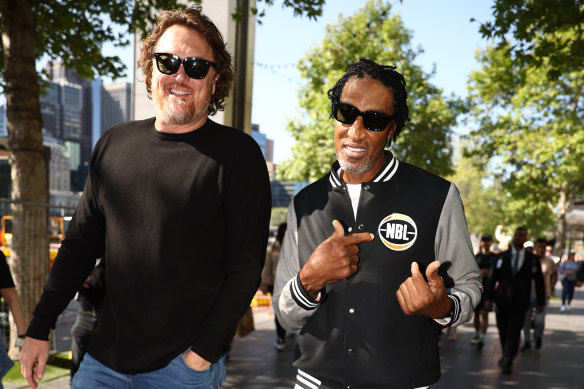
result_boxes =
[5,285,583,388]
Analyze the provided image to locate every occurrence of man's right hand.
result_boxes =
[20,337,50,389]
[299,220,374,299]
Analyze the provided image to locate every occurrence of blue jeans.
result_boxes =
[561,279,577,305]
[70,309,99,380]
[72,351,226,389]
[0,334,14,389]
[522,295,548,343]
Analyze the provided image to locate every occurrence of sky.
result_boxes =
[251,0,495,164]
[30,0,495,164]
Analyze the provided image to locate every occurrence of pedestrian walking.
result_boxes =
[484,227,545,374]
[559,252,579,312]
[471,233,497,350]
[521,238,557,350]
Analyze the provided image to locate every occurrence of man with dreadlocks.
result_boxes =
[273,59,481,389]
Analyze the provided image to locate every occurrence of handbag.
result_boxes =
[235,306,255,337]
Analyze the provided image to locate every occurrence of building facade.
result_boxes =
[101,82,132,136]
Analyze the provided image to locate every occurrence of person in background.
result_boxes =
[521,238,557,351]
[524,241,534,254]
[470,233,497,350]
[70,259,105,382]
[0,252,27,388]
[484,227,545,374]
[260,223,287,351]
[19,6,271,389]
[558,252,579,312]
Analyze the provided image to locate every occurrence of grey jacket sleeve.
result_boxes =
[435,183,483,327]
[272,200,321,333]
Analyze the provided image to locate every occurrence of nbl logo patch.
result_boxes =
[378,213,417,251]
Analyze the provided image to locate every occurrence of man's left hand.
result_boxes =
[396,260,451,318]
[536,305,543,313]
[182,350,212,371]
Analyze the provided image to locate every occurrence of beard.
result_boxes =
[337,145,385,175]
[155,83,212,126]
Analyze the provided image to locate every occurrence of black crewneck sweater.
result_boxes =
[27,118,271,374]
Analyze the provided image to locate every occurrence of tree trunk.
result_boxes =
[1,0,50,357]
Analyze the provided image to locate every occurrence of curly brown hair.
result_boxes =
[137,5,234,116]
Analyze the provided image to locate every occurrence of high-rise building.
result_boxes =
[0,105,7,137]
[43,135,71,192]
[251,123,274,162]
[101,82,132,136]
[60,82,83,142]
[44,60,95,191]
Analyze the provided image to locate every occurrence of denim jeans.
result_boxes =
[561,279,577,305]
[522,295,549,343]
[0,334,14,389]
[72,351,226,389]
[70,309,99,380]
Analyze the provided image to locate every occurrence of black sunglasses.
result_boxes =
[333,102,396,132]
[154,53,216,80]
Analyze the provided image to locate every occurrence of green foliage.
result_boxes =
[476,0,584,79]
[466,40,584,243]
[278,0,460,182]
[270,206,288,227]
[447,144,504,239]
[236,0,325,23]
[0,1,325,84]
[25,1,188,82]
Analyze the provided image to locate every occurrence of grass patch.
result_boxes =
[4,353,71,385]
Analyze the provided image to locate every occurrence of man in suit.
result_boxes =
[484,226,545,374]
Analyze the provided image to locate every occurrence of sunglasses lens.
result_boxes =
[363,112,390,132]
[156,54,179,75]
[335,103,358,125]
[184,59,211,79]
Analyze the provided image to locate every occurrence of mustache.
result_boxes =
[167,83,193,92]
[342,140,368,147]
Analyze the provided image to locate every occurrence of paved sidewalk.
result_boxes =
[5,286,584,388]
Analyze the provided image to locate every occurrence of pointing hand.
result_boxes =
[299,220,374,299]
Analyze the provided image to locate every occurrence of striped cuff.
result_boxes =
[290,274,322,310]
[295,369,322,389]
[432,295,461,327]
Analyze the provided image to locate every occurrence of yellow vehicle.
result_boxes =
[0,216,12,259]
[1,215,69,268]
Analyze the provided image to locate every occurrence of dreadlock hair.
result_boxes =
[327,59,410,144]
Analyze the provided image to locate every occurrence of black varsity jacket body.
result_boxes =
[273,152,482,389]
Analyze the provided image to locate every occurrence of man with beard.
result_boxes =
[272,59,481,389]
[20,6,271,389]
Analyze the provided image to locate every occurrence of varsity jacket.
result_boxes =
[273,152,482,389]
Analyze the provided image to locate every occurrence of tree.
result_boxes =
[450,140,555,245]
[466,42,584,255]
[278,0,461,182]
[447,141,504,241]
[476,0,584,79]
[269,207,288,228]
[0,0,324,356]
[235,0,325,22]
